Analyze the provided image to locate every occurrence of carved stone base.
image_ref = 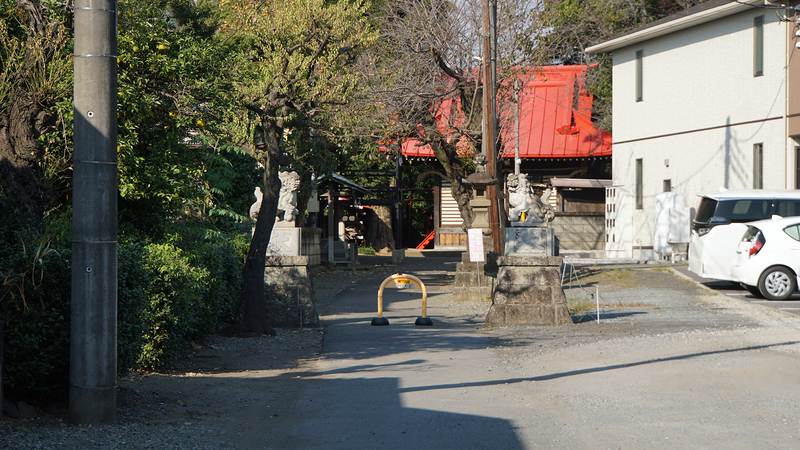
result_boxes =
[263,256,320,327]
[485,256,572,327]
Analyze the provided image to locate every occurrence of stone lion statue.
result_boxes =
[277,171,300,223]
[249,186,263,222]
[507,173,555,224]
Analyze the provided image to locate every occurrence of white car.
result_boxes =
[689,189,800,282]
[730,216,800,300]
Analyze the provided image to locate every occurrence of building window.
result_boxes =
[663,179,671,192]
[635,50,643,102]
[636,158,643,209]
[754,16,764,77]
[753,143,763,189]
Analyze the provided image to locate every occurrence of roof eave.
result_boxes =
[586,0,761,54]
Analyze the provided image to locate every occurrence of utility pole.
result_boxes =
[483,0,500,253]
[71,0,118,424]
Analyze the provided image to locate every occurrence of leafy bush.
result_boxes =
[133,225,247,370]
[137,242,210,368]
[358,246,376,255]
[0,210,248,396]
[0,212,72,399]
[117,235,149,373]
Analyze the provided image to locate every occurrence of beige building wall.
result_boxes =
[610,8,797,259]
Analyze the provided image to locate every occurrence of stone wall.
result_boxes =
[263,256,320,328]
[301,227,322,266]
[550,212,604,251]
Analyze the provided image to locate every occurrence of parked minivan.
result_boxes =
[688,189,800,281]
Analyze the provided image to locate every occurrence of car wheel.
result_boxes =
[758,267,797,300]
[741,283,762,298]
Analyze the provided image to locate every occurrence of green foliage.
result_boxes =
[0,211,249,396]
[0,212,71,399]
[38,96,76,204]
[117,235,150,373]
[117,0,248,230]
[220,0,379,174]
[0,0,378,396]
[131,224,247,370]
[137,242,210,368]
[0,3,72,115]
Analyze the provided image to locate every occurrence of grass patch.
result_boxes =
[568,297,655,314]
[568,299,597,314]
[606,268,633,281]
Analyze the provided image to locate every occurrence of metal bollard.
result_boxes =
[371,273,432,326]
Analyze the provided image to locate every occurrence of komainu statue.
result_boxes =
[277,171,300,223]
[249,187,263,222]
[507,173,555,224]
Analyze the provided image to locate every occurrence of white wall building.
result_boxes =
[588,0,800,259]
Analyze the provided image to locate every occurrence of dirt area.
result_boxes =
[0,263,404,448]
[115,265,405,422]
[4,261,799,450]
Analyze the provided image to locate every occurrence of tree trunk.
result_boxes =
[368,205,395,252]
[229,124,284,336]
[0,91,49,229]
[429,140,474,231]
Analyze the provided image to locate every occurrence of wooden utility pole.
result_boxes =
[71,0,118,424]
[483,0,500,253]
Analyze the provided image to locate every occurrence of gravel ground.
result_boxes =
[2,261,800,449]
[0,260,453,449]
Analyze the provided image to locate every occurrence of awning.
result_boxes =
[550,177,612,189]
[316,173,373,197]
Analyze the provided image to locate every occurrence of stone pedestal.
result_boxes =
[266,225,301,256]
[485,256,572,327]
[263,256,320,328]
[452,252,496,302]
[301,227,322,266]
[392,249,405,264]
[505,227,557,256]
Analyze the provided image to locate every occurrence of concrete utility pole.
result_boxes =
[483,0,500,253]
[71,0,118,424]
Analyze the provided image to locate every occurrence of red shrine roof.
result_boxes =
[401,65,612,160]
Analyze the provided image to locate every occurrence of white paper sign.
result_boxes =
[467,228,485,262]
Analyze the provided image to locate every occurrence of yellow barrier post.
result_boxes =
[371,273,432,326]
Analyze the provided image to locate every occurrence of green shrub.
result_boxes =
[134,226,246,369]
[137,242,210,368]
[0,211,248,396]
[358,246,376,255]
[0,215,72,399]
[117,236,149,373]
[162,225,247,326]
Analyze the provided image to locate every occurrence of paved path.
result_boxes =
[674,264,800,316]
[251,258,800,450]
